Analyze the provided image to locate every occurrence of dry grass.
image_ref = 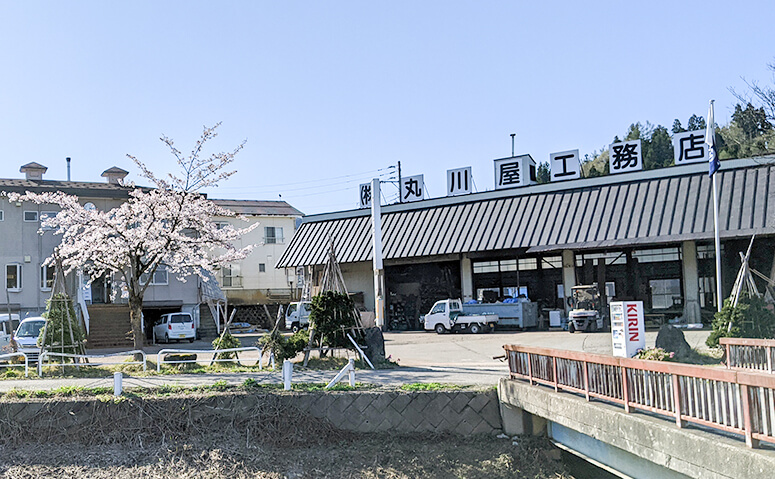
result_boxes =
[0,434,573,479]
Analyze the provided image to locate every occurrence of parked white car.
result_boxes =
[13,316,46,361]
[153,312,196,343]
[0,314,20,352]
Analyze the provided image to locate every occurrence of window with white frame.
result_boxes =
[214,221,229,230]
[264,226,284,244]
[41,265,55,290]
[6,264,22,291]
[0,210,4,221]
[258,263,266,273]
[221,264,241,288]
[23,211,38,222]
[140,264,169,285]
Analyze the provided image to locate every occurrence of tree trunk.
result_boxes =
[128,296,144,360]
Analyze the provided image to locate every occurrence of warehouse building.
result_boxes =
[277,157,775,328]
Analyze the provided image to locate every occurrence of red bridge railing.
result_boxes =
[719,337,775,373]
[504,344,775,448]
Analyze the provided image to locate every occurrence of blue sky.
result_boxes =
[1,1,773,215]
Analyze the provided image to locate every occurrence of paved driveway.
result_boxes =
[383,328,713,368]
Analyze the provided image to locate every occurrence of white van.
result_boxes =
[153,312,196,343]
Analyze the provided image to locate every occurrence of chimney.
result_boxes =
[20,162,48,181]
[101,166,129,185]
[66,157,71,181]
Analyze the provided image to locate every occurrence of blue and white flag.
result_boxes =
[706,100,720,177]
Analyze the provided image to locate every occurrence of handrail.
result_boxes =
[0,352,29,377]
[503,343,775,448]
[38,350,147,376]
[718,337,775,372]
[156,347,262,372]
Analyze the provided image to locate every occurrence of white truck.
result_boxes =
[285,301,312,333]
[422,299,498,334]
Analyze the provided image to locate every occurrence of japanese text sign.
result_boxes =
[609,139,642,174]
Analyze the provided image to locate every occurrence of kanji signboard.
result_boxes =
[550,149,580,181]
[494,155,536,189]
[400,175,424,202]
[447,167,472,196]
[673,129,707,165]
[359,183,372,208]
[609,139,642,174]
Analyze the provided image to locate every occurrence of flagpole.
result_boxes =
[706,99,723,313]
[712,173,722,312]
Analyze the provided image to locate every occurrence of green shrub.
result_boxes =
[706,297,775,347]
[308,291,359,349]
[212,331,241,359]
[258,329,308,363]
[634,347,675,361]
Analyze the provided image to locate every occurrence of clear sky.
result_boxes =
[1,1,774,215]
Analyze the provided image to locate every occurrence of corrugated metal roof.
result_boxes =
[277,158,775,267]
[211,199,303,216]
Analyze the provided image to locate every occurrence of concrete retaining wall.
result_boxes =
[0,389,502,439]
[295,389,502,435]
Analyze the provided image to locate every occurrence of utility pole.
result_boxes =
[397,160,402,203]
[371,178,386,330]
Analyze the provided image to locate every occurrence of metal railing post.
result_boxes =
[725,343,731,368]
[672,374,685,428]
[583,361,590,401]
[552,357,558,392]
[767,346,773,374]
[527,353,533,385]
[741,384,760,448]
[621,365,630,413]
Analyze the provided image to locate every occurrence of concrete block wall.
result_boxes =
[291,390,502,435]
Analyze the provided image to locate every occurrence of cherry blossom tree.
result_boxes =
[6,124,256,351]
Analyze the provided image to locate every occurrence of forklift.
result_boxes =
[568,284,606,333]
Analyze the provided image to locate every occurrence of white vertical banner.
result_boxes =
[447,167,472,196]
[609,139,642,174]
[610,301,645,358]
[400,174,424,202]
[549,149,580,181]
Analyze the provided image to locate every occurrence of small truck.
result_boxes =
[422,299,498,334]
[285,301,312,333]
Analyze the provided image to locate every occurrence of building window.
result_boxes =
[24,211,38,222]
[649,279,682,310]
[221,264,241,288]
[214,221,229,230]
[258,263,266,273]
[41,265,55,290]
[264,227,284,244]
[473,261,499,274]
[633,248,681,263]
[40,211,58,231]
[542,256,562,269]
[6,264,22,291]
[140,265,169,285]
[0,210,4,221]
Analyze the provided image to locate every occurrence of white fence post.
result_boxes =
[348,358,355,387]
[113,371,123,396]
[283,360,293,390]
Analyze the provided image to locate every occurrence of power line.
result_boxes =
[217,166,394,190]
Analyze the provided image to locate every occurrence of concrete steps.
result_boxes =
[198,306,219,341]
[86,304,134,349]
